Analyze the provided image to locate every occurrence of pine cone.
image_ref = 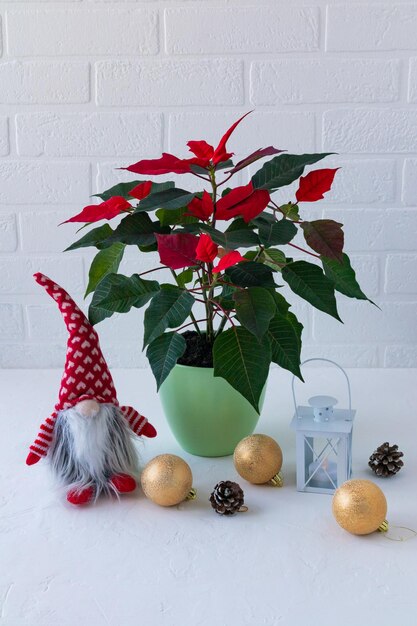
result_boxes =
[368,442,404,477]
[210,481,244,515]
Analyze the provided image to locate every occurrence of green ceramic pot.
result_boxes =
[159,364,266,457]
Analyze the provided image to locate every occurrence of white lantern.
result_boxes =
[290,359,355,494]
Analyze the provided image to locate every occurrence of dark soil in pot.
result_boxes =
[177,331,213,368]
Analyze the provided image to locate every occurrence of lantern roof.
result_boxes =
[290,405,356,435]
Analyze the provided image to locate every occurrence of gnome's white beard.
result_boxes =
[50,403,139,497]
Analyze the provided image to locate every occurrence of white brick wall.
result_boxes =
[250,59,400,104]
[16,112,162,156]
[1,0,417,368]
[95,59,244,106]
[6,8,158,56]
[0,61,89,104]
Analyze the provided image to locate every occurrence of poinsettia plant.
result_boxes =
[64,112,372,412]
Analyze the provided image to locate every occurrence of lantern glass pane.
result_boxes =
[304,436,340,490]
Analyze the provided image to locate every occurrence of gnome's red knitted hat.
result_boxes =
[34,272,119,410]
[26,274,156,465]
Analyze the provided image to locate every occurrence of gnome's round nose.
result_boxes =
[75,399,100,418]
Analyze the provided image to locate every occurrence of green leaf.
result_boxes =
[280,203,300,221]
[233,287,276,340]
[139,241,158,253]
[137,188,196,212]
[261,248,286,271]
[143,285,195,347]
[282,260,341,321]
[322,253,375,304]
[104,213,161,246]
[90,273,160,323]
[89,272,158,325]
[213,284,237,311]
[215,159,234,171]
[95,180,174,201]
[269,290,291,315]
[190,160,233,175]
[213,327,271,413]
[156,207,198,227]
[175,268,194,288]
[243,250,257,261]
[146,332,186,390]
[223,219,260,248]
[65,224,113,251]
[85,243,125,297]
[225,262,276,288]
[252,153,332,191]
[197,223,258,250]
[267,311,303,379]
[253,212,276,225]
[301,219,344,261]
[258,219,297,247]
[189,160,232,176]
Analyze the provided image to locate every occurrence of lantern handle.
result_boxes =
[292,358,352,418]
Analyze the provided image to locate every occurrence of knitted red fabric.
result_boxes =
[34,272,118,409]
[27,273,156,462]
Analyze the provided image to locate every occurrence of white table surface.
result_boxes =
[1,367,417,626]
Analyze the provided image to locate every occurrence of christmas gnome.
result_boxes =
[26,272,157,506]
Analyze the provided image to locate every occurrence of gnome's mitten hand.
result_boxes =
[141,421,157,438]
[26,452,41,466]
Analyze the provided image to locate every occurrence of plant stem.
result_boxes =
[269,199,302,223]
[138,266,167,277]
[253,245,265,262]
[206,265,215,344]
[170,269,202,336]
[208,298,235,328]
[217,279,245,291]
[176,319,208,333]
[204,168,220,344]
[217,172,233,188]
[215,313,229,337]
[209,167,218,227]
[288,242,320,259]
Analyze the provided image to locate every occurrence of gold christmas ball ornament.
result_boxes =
[332,479,388,535]
[140,454,196,507]
[234,434,283,486]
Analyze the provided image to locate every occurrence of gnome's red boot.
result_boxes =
[110,474,137,493]
[67,486,95,506]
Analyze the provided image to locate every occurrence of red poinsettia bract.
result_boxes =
[123,112,252,176]
[187,191,214,221]
[156,233,199,270]
[187,183,270,224]
[157,232,245,273]
[62,196,132,224]
[128,181,152,200]
[296,168,340,203]
[196,233,245,272]
[195,233,218,263]
[216,182,270,222]
[212,250,245,273]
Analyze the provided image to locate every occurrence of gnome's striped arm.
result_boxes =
[120,406,148,435]
[120,406,156,437]
[26,414,57,464]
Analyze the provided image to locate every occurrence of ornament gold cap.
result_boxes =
[378,520,389,533]
[186,488,197,501]
[269,471,283,487]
